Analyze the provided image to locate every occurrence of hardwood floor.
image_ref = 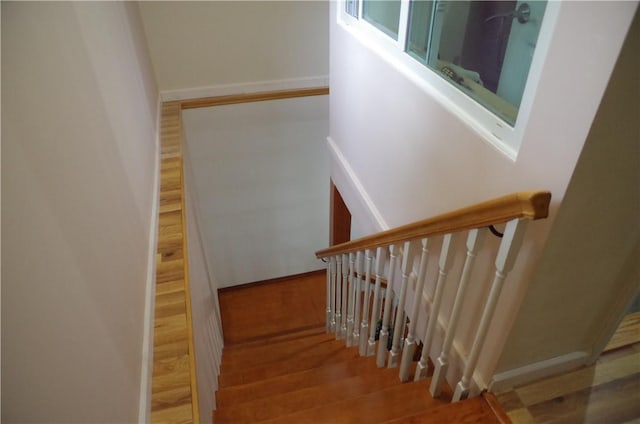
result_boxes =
[218,271,326,345]
[606,312,640,352]
[497,314,640,424]
[151,102,199,423]
[216,274,508,423]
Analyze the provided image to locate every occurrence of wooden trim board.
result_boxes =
[151,87,330,422]
[180,87,329,110]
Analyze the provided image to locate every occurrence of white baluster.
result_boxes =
[353,251,364,346]
[335,254,343,340]
[415,233,458,381]
[341,253,349,340]
[453,219,528,402]
[430,228,486,396]
[326,258,332,333]
[399,238,429,381]
[367,247,386,356]
[346,252,356,347]
[389,241,416,368]
[359,249,373,355]
[332,256,339,333]
[377,244,400,368]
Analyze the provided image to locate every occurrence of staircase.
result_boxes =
[213,274,510,423]
[212,190,551,423]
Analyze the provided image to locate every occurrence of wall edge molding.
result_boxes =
[326,136,388,235]
[160,75,330,102]
[489,350,589,393]
[138,99,162,423]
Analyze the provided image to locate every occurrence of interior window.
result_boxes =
[363,0,402,40]
[407,1,547,126]
[346,0,359,18]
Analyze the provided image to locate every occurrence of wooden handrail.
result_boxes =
[315,190,551,258]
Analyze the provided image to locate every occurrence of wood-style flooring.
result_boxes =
[151,102,199,423]
[215,272,508,423]
[218,271,326,345]
[497,313,640,424]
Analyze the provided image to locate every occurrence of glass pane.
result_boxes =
[409,0,547,126]
[407,1,434,62]
[346,0,359,18]
[363,0,402,40]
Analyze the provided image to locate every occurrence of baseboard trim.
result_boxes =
[326,136,388,235]
[138,100,162,424]
[160,75,329,102]
[489,350,589,393]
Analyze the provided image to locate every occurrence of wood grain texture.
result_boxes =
[605,311,640,352]
[316,191,551,258]
[382,394,505,424]
[497,342,640,423]
[215,274,510,423]
[151,102,199,423]
[180,87,329,110]
[218,271,326,346]
[330,180,351,246]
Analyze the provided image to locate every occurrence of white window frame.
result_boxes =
[338,0,561,160]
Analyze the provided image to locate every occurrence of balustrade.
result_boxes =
[317,191,550,403]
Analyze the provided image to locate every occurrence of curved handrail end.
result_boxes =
[518,190,551,220]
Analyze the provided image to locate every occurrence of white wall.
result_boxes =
[2,2,158,421]
[182,96,330,287]
[329,0,637,388]
[496,6,640,373]
[138,1,329,95]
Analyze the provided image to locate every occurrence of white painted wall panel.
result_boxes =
[183,96,329,287]
[1,3,158,421]
[138,1,329,93]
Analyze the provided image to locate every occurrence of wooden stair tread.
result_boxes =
[221,331,349,371]
[381,394,507,424]
[214,365,406,423]
[216,355,383,407]
[214,275,513,424]
[604,311,640,352]
[257,377,452,424]
[223,326,327,351]
[218,344,361,388]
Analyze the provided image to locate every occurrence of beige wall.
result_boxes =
[138,1,329,93]
[182,96,329,287]
[496,6,640,372]
[1,2,158,421]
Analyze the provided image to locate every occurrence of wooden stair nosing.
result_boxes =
[257,377,452,424]
[216,355,384,408]
[218,345,361,388]
[380,394,504,424]
[222,325,327,350]
[214,366,408,424]
[221,331,345,370]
